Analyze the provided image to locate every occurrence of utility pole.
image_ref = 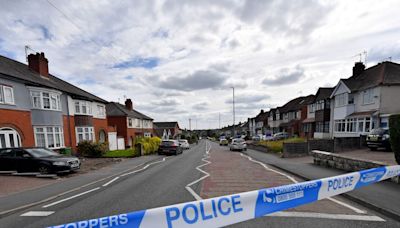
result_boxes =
[232,87,235,137]
[219,113,221,129]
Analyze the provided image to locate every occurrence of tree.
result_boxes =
[389,114,400,164]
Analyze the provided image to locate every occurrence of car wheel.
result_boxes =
[38,165,50,174]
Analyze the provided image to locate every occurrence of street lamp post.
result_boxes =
[232,87,235,138]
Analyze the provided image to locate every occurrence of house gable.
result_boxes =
[331,80,351,98]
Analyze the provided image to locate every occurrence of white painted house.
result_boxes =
[330,61,400,138]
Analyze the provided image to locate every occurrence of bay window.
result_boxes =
[30,90,61,110]
[0,85,15,105]
[34,126,64,149]
[75,127,94,144]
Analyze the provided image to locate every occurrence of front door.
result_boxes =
[0,128,21,148]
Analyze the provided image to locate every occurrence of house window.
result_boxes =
[75,127,94,144]
[30,90,61,110]
[0,128,21,148]
[365,117,371,133]
[74,101,92,115]
[128,118,133,128]
[358,118,364,132]
[346,118,356,132]
[97,105,106,117]
[334,120,346,132]
[34,126,64,149]
[144,132,151,137]
[335,94,346,107]
[348,94,354,104]
[135,119,141,128]
[363,89,374,105]
[0,85,15,105]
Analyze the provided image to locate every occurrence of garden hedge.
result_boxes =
[135,137,161,155]
[77,141,108,157]
[389,114,400,164]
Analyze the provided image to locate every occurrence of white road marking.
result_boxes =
[120,157,168,177]
[102,177,120,187]
[267,211,385,221]
[186,141,212,200]
[239,153,367,214]
[20,211,55,217]
[42,187,100,208]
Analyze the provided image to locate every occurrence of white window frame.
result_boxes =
[0,85,15,105]
[75,127,94,144]
[362,89,374,105]
[34,126,64,149]
[128,118,133,128]
[97,105,106,117]
[335,93,346,107]
[30,89,61,111]
[74,100,92,115]
[0,127,21,148]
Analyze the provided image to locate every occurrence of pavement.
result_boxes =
[0,140,399,227]
[242,146,400,222]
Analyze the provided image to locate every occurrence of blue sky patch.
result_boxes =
[125,75,134,80]
[152,28,169,38]
[113,57,160,69]
[38,25,52,40]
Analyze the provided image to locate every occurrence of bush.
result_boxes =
[103,149,139,158]
[389,114,400,164]
[136,137,161,155]
[257,137,306,153]
[77,141,108,157]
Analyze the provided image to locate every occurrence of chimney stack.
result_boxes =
[352,62,365,77]
[28,52,49,77]
[125,99,133,110]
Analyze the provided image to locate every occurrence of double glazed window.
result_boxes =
[34,126,64,149]
[0,85,14,105]
[363,89,374,105]
[334,117,371,133]
[31,90,61,110]
[75,101,92,115]
[97,105,106,117]
[335,94,346,107]
[76,127,94,144]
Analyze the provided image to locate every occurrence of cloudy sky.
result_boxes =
[1,0,399,129]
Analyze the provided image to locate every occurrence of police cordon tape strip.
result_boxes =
[49,165,400,228]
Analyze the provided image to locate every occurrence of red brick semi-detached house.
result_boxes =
[0,53,108,152]
[153,122,182,139]
[106,99,154,148]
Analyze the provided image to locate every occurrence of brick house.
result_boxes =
[331,61,400,138]
[277,95,315,137]
[0,53,108,152]
[307,87,334,139]
[154,122,181,139]
[106,99,154,148]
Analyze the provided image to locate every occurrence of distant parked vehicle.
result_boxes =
[263,135,274,141]
[229,138,247,151]
[158,140,183,155]
[178,139,190,150]
[273,132,289,141]
[219,138,229,146]
[252,135,261,141]
[0,147,80,174]
[366,128,391,151]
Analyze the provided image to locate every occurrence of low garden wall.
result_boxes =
[282,142,308,158]
[311,150,399,184]
[247,144,268,153]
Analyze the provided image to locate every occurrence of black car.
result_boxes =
[366,128,391,151]
[158,140,183,155]
[0,147,80,174]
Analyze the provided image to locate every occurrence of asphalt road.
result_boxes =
[1,140,400,228]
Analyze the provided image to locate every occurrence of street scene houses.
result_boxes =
[0,53,180,152]
[241,61,400,141]
[0,53,108,151]
[153,122,182,139]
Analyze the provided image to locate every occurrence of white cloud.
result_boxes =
[0,0,400,129]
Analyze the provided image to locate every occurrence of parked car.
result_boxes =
[0,147,80,174]
[158,140,183,155]
[262,135,274,141]
[272,132,289,141]
[252,135,261,141]
[178,139,190,149]
[366,128,391,151]
[219,138,229,146]
[229,138,247,151]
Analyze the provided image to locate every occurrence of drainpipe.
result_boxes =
[66,96,73,149]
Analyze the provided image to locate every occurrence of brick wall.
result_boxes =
[93,118,108,141]
[0,109,35,147]
[308,139,334,152]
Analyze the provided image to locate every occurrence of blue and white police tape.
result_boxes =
[49,165,400,228]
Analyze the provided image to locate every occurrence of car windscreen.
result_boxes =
[25,148,60,158]
[179,140,188,143]
[234,139,244,143]
[161,141,175,146]
[370,129,385,135]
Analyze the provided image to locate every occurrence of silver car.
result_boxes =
[178,139,190,149]
[229,138,247,151]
